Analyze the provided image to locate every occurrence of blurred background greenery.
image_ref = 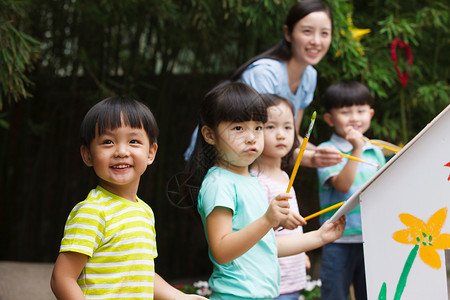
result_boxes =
[1,0,448,281]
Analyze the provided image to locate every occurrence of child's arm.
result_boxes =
[276,216,346,257]
[51,251,88,300]
[154,273,207,299]
[305,253,311,270]
[206,193,291,264]
[329,129,364,193]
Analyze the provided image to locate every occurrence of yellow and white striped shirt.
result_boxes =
[60,186,157,299]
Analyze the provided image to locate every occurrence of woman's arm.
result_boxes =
[51,252,88,300]
[206,194,291,264]
[294,109,305,138]
[277,216,346,257]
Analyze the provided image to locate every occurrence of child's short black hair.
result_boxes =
[80,96,159,146]
[322,81,373,112]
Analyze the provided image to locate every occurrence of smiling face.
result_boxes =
[285,11,332,67]
[262,102,295,160]
[324,104,374,138]
[203,120,264,175]
[81,120,157,199]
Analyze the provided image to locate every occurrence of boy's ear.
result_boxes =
[201,125,216,146]
[80,145,93,167]
[323,112,334,127]
[369,108,375,119]
[147,143,158,165]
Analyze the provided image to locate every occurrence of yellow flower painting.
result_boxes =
[379,207,450,300]
[393,207,450,269]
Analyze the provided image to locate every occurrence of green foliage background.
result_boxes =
[1,0,449,280]
[3,0,449,140]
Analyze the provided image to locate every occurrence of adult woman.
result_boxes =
[231,0,341,168]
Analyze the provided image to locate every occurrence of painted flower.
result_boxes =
[445,162,450,181]
[393,207,450,269]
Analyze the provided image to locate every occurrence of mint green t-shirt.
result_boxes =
[317,134,386,239]
[198,167,280,299]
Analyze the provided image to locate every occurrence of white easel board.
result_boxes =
[330,104,450,299]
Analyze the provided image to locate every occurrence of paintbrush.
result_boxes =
[362,137,400,153]
[304,202,344,221]
[339,152,380,168]
[286,111,316,193]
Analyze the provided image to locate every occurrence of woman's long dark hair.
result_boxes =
[230,0,333,81]
[184,81,267,202]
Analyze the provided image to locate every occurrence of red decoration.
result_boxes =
[390,38,413,87]
[445,162,450,181]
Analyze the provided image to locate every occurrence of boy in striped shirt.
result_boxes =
[51,97,206,300]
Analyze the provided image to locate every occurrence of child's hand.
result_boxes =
[312,146,342,168]
[265,193,291,228]
[181,295,209,299]
[345,128,364,149]
[305,253,311,270]
[279,211,306,230]
[318,216,346,244]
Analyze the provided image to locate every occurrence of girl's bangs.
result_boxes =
[216,88,267,124]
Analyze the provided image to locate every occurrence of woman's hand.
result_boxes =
[311,146,342,168]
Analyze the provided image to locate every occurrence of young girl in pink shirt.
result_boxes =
[251,94,310,300]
